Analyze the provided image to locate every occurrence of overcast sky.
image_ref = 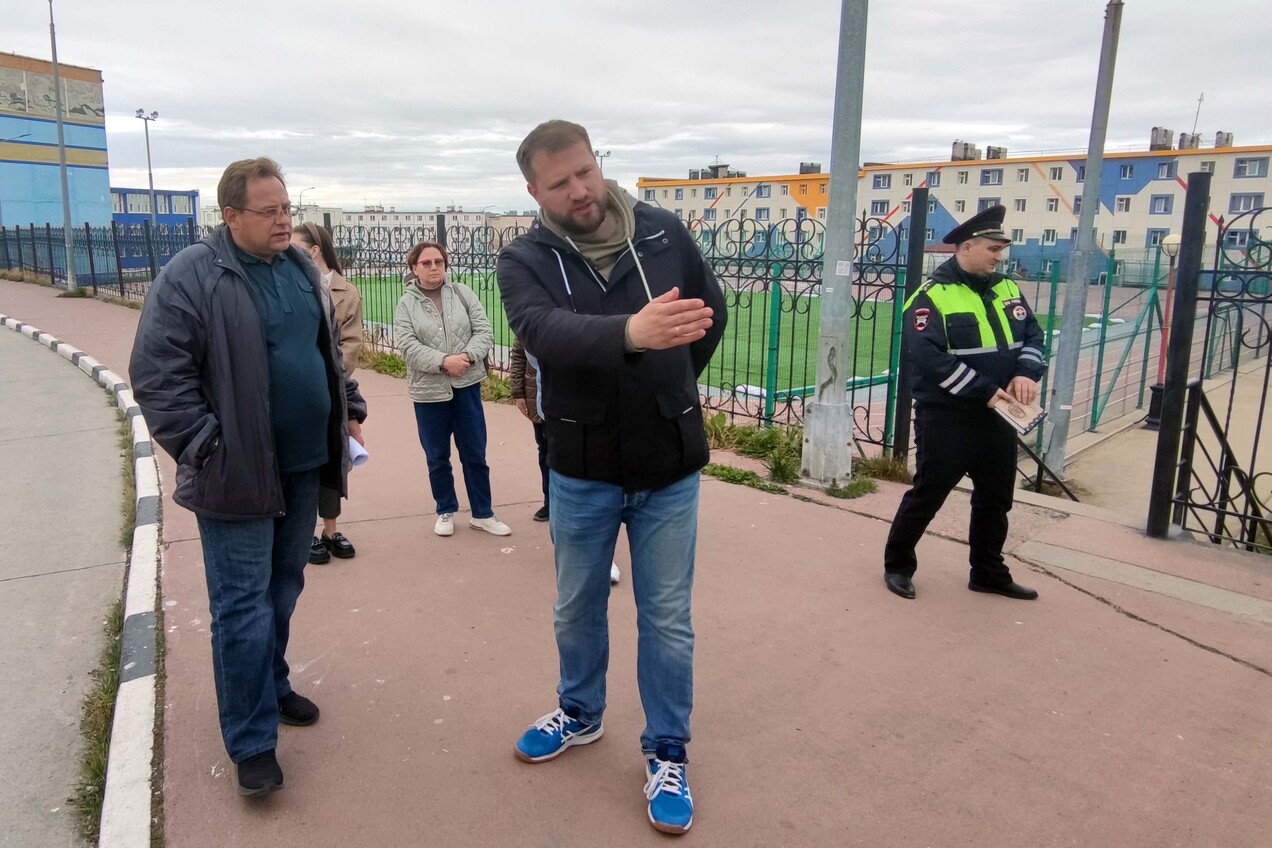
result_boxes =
[6,0,1270,213]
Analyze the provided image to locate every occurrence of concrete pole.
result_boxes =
[802,0,868,486]
[48,0,77,290]
[1043,0,1124,472]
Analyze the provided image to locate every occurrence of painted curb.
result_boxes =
[0,313,159,848]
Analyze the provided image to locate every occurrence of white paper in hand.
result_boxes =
[348,435,369,468]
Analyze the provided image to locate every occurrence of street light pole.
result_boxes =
[135,109,159,228]
[297,186,316,222]
[594,149,611,176]
[49,0,77,290]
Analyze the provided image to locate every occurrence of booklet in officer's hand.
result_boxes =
[993,397,1047,435]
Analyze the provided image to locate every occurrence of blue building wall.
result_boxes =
[0,113,112,228]
[109,187,202,272]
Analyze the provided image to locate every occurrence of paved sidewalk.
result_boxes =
[0,322,126,846]
[4,278,1271,848]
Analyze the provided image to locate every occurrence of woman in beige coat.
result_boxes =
[394,240,509,537]
[291,222,365,563]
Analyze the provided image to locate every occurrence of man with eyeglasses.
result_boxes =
[130,157,367,796]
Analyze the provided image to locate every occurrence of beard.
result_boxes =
[556,199,607,236]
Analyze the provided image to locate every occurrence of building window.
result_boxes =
[1199,160,1215,173]
[779,185,788,196]
[928,200,937,214]
[755,207,770,222]
[1114,196,1131,213]
[1146,229,1167,248]
[156,195,169,214]
[689,209,696,219]
[901,200,911,213]
[1017,168,1030,183]
[977,197,999,212]
[925,228,935,242]
[1229,193,1264,214]
[1157,162,1176,179]
[818,208,827,220]
[726,187,732,196]
[897,225,908,241]
[675,188,684,200]
[344,215,351,222]
[703,208,716,222]
[1234,157,1268,178]
[1011,229,1024,243]
[1225,230,1250,247]
[870,200,889,215]
[1049,166,1064,181]
[663,190,669,198]
[644,189,655,201]
[779,208,787,218]
[1046,197,1060,213]
[799,185,808,196]
[957,171,969,185]
[674,208,683,218]
[691,188,697,198]
[872,174,891,189]
[955,200,966,213]
[1015,199,1027,213]
[1042,228,1057,245]
[1149,195,1173,214]
[819,184,827,195]
[756,185,771,198]
[981,168,1003,186]
[704,187,717,200]
[1119,164,1134,179]
[926,171,941,188]
[174,196,192,214]
[1077,165,1086,182]
[1112,230,1127,245]
[1074,196,1083,213]
[903,173,913,186]
[126,194,151,214]
[112,193,124,214]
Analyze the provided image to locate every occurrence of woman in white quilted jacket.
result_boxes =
[394,240,510,537]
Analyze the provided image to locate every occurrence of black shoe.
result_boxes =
[279,691,320,726]
[533,505,550,522]
[968,579,1039,600]
[884,573,916,599]
[308,536,330,565]
[324,532,356,559]
[236,750,283,796]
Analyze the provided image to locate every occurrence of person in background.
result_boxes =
[291,221,364,564]
[394,240,510,537]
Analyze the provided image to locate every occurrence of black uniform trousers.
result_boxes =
[884,405,1017,587]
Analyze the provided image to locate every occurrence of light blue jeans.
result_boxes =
[549,469,699,755]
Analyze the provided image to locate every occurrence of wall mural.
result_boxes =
[0,66,105,126]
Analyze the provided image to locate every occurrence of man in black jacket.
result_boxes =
[130,158,366,796]
[497,120,725,835]
[883,205,1046,602]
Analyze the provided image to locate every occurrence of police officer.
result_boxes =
[883,204,1047,601]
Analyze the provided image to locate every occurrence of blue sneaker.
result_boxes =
[514,708,603,763]
[645,756,694,834]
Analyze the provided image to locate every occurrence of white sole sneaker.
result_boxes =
[610,563,621,584]
[434,515,454,536]
[469,517,511,536]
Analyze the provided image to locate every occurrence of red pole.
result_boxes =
[1156,255,1177,385]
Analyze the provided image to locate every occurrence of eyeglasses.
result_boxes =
[236,204,294,219]
[415,259,446,268]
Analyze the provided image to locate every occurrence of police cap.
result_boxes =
[943,204,1011,245]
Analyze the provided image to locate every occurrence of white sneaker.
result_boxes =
[434,513,454,536]
[610,562,621,584]
[469,516,512,536]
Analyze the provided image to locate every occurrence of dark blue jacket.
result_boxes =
[130,226,367,520]
[497,204,726,492]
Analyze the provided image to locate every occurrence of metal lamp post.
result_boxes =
[296,187,316,223]
[1144,233,1182,430]
[135,109,159,227]
[594,149,611,175]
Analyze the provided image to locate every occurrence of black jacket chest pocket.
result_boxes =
[944,313,985,350]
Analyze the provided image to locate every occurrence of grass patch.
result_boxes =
[702,463,787,494]
[826,477,877,499]
[57,286,92,298]
[73,599,124,843]
[481,371,512,403]
[0,268,54,285]
[361,349,407,378]
[98,294,142,310]
[118,416,136,550]
[854,455,913,484]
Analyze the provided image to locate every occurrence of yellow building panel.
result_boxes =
[0,141,108,168]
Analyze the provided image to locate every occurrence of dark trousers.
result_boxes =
[413,384,493,519]
[884,407,1017,586]
[533,421,549,507]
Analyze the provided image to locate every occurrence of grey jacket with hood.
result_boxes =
[129,225,368,521]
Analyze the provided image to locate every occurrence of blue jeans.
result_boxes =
[413,384,493,518]
[549,470,699,754]
[196,468,319,762]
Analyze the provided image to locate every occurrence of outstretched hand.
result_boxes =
[626,288,715,350]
